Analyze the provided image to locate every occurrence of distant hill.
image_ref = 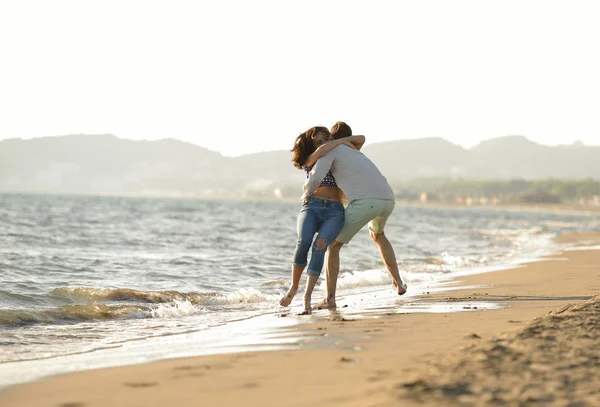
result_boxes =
[0,135,229,194]
[361,137,472,179]
[469,135,600,179]
[0,134,599,196]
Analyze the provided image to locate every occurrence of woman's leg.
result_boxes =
[280,202,320,307]
[302,203,345,313]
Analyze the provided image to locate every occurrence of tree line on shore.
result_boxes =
[390,178,600,205]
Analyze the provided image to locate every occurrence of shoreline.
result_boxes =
[1,232,599,406]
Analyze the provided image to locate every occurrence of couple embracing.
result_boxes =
[280,121,407,315]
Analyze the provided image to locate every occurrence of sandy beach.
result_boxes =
[1,232,599,407]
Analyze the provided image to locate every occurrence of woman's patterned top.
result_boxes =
[304,163,338,188]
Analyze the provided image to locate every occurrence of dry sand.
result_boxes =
[1,232,599,407]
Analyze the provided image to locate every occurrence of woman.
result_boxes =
[279,126,365,314]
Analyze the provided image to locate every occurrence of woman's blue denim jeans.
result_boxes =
[292,197,345,276]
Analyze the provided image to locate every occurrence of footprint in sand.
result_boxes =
[465,333,482,340]
[173,365,213,378]
[123,382,158,388]
[235,354,257,361]
[367,370,391,382]
[174,372,205,379]
[59,403,85,407]
[174,365,208,371]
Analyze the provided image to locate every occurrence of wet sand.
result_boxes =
[1,232,599,407]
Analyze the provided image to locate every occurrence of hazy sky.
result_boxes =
[1,0,599,156]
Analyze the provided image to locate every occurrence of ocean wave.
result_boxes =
[51,286,279,306]
[0,303,151,327]
[0,289,39,305]
[0,300,219,327]
[207,288,280,307]
[0,287,281,327]
[50,287,221,304]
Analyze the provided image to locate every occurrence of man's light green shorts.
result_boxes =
[335,199,395,244]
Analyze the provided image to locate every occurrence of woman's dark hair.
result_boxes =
[291,126,330,169]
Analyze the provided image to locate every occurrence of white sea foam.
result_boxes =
[150,300,203,318]
[206,288,280,306]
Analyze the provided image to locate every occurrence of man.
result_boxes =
[301,121,407,309]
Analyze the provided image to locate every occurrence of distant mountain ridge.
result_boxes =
[1,134,599,196]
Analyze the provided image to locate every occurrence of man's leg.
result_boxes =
[324,240,344,307]
[321,240,344,309]
[313,240,343,309]
[369,230,406,295]
[369,200,407,295]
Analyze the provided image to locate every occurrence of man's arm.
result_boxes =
[301,152,335,201]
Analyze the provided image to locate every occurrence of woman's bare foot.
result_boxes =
[302,298,313,315]
[279,286,298,306]
[312,298,337,310]
[393,280,408,295]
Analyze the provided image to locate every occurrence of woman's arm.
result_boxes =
[304,135,367,167]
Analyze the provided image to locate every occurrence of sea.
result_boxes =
[1,193,599,386]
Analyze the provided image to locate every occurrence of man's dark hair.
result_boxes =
[330,121,352,139]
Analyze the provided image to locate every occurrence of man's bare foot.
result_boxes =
[279,286,298,306]
[312,298,337,310]
[299,309,312,315]
[393,280,408,295]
